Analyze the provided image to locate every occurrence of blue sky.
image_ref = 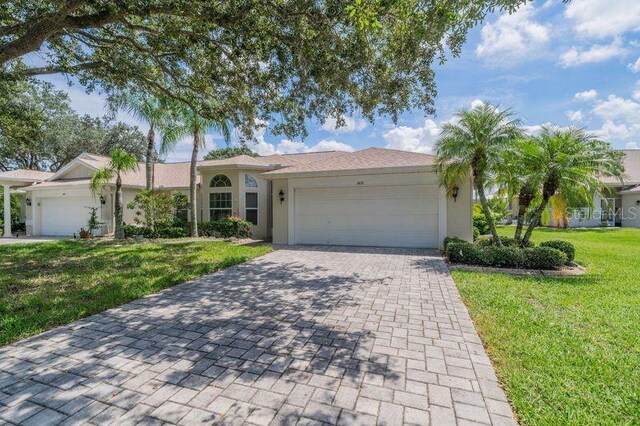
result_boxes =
[38,0,640,162]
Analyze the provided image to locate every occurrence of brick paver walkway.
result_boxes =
[0,246,516,425]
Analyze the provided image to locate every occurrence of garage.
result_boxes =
[40,196,101,236]
[294,184,439,248]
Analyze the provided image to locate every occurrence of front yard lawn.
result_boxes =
[454,227,640,425]
[0,239,271,346]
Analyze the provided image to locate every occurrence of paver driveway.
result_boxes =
[0,246,515,425]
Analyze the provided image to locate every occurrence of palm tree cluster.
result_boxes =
[436,102,625,247]
[91,90,231,239]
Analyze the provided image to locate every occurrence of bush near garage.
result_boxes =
[446,239,569,270]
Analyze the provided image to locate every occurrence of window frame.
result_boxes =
[244,174,258,188]
[209,192,233,221]
[245,191,258,226]
[210,174,232,188]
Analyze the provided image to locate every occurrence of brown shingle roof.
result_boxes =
[0,169,54,182]
[603,149,640,185]
[262,147,435,177]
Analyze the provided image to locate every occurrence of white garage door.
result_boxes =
[295,185,439,248]
[41,197,101,236]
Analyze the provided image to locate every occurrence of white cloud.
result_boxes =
[597,120,635,140]
[630,57,640,73]
[382,119,441,154]
[566,110,583,121]
[307,139,355,152]
[321,116,367,133]
[625,142,639,149]
[590,95,640,141]
[575,89,599,101]
[559,40,627,67]
[476,4,550,63]
[592,95,640,122]
[470,99,485,109]
[565,0,640,39]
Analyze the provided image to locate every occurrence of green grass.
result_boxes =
[0,239,271,346]
[453,227,640,425]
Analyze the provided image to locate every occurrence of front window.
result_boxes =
[210,174,232,188]
[210,192,232,220]
[245,174,258,188]
[245,192,258,225]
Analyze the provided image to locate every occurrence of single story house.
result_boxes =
[0,148,472,248]
[547,149,640,228]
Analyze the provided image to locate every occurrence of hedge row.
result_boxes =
[444,237,575,270]
[124,216,253,239]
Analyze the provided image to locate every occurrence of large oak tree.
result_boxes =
[1,0,526,140]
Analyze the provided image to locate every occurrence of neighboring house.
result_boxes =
[546,149,640,228]
[0,148,472,248]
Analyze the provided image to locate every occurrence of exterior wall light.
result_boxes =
[278,189,285,204]
[25,198,32,206]
[636,200,640,206]
[99,195,106,205]
[452,185,459,202]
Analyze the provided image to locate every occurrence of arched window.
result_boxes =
[244,174,258,188]
[210,174,232,187]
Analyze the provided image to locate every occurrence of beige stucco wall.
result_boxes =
[199,169,270,239]
[268,170,473,247]
[271,179,289,245]
[621,193,640,228]
[60,164,94,179]
[446,176,473,242]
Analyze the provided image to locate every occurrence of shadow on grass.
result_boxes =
[0,253,401,424]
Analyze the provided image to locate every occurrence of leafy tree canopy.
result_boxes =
[203,146,258,161]
[0,0,526,140]
[0,79,146,171]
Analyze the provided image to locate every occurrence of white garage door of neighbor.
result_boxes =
[295,185,439,248]
[41,197,101,236]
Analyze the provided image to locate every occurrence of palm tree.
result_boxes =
[90,148,139,239]
[492,138,543,243]
[435,102,523,246]
[520,126,625,245]
[164,104,230,237]
[110,91,172,190]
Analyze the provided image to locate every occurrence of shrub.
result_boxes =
[473,213,490,235]
[198,217,252,238]
[443,236,466,251]
[124,225,153,238]
[479,246,525,269]
[475,235,535,248]
[215,216,252,238]
[540,240,575,263]
[198,221,218,237]
[446,242,482,265]
[523,247,567,270]
[157,227,188,239]
[473,226,480,241]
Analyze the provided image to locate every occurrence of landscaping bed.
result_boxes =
[0,239,271,346]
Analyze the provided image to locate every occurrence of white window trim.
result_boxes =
[209,191,233,221]
[245,191,258,225]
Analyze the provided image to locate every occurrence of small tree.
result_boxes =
[519,126,625,245]
[90,148,139,239]
[127,190,188,231]
[435,103,523,246]
[86,206,103,236]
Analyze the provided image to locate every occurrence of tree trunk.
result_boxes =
[189,125,199,237]
[114,175,124,239]
[145,126,155,190]
[476,180,502,246]
[514,186,534,244]
[522,195,551,246]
